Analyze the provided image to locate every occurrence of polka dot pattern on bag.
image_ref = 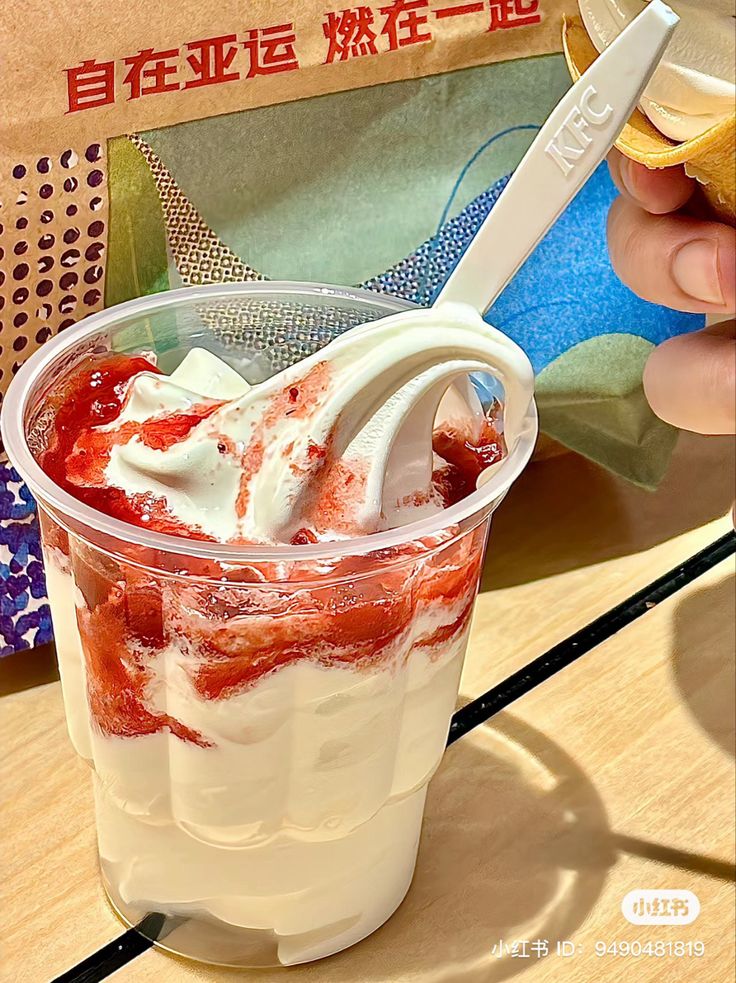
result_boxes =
[1,142,108,391]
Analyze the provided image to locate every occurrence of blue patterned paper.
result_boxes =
[366,163,703,374]
[0,463,52,656]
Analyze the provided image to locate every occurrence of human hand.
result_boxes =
[606,150,735,437]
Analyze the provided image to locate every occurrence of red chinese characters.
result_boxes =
[66,23,301,111]
[65,59,115,113]
[242,23,299,77]
[488,0,541,31]
[63,3,543,114]
[323,8,379,62]
[434,2,484,18]
[123,48,180,100]
[434,0,540,26]
[185,34,240,88]
[380,0,431,50]
[323,2,433,61]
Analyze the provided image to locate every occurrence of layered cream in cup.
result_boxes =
[2,283,537,967]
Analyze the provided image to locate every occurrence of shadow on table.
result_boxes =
[606,576,736,887]
[613,833,735,883]
[670,574,736,759]
[481,432,735,592]
[206,713,613,983]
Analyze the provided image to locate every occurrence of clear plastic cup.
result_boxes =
[2,283,537,968]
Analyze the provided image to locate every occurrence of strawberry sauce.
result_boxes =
[40,354,220,541]
[432,420,504,506]
[37,353,501,745]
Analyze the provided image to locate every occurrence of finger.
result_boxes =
[643,321,736,435]
[607,151,694,215]
[607,197,736,314]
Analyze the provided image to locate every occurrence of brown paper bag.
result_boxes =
[1,0,575,392]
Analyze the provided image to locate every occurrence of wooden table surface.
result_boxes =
[2,432,735,983]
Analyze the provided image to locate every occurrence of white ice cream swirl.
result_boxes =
[96,303,534,544]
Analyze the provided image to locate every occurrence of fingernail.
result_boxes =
[671,239,724,305]
[619,157,640,200]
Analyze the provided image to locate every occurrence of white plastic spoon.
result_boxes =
[436,0,679,313]
[379,0,680,508]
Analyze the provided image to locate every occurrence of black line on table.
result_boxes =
[50,914,165,983]
[447,530,736,745]
[49,531,735,982]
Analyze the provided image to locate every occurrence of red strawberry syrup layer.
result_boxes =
[36,353,502,745]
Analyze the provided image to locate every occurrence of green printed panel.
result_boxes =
[142,55,570,284]
[536,334,678,490]
[106,136,170,309]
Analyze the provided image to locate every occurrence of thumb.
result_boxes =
[643,320,736,435]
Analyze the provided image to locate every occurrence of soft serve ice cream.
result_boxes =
[46,303,531,544]
[30,303,534,966]
[578,0,736,141]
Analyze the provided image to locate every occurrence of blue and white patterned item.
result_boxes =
[0,463,52,655]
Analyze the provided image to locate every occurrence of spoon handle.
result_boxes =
[435,0,679,315]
